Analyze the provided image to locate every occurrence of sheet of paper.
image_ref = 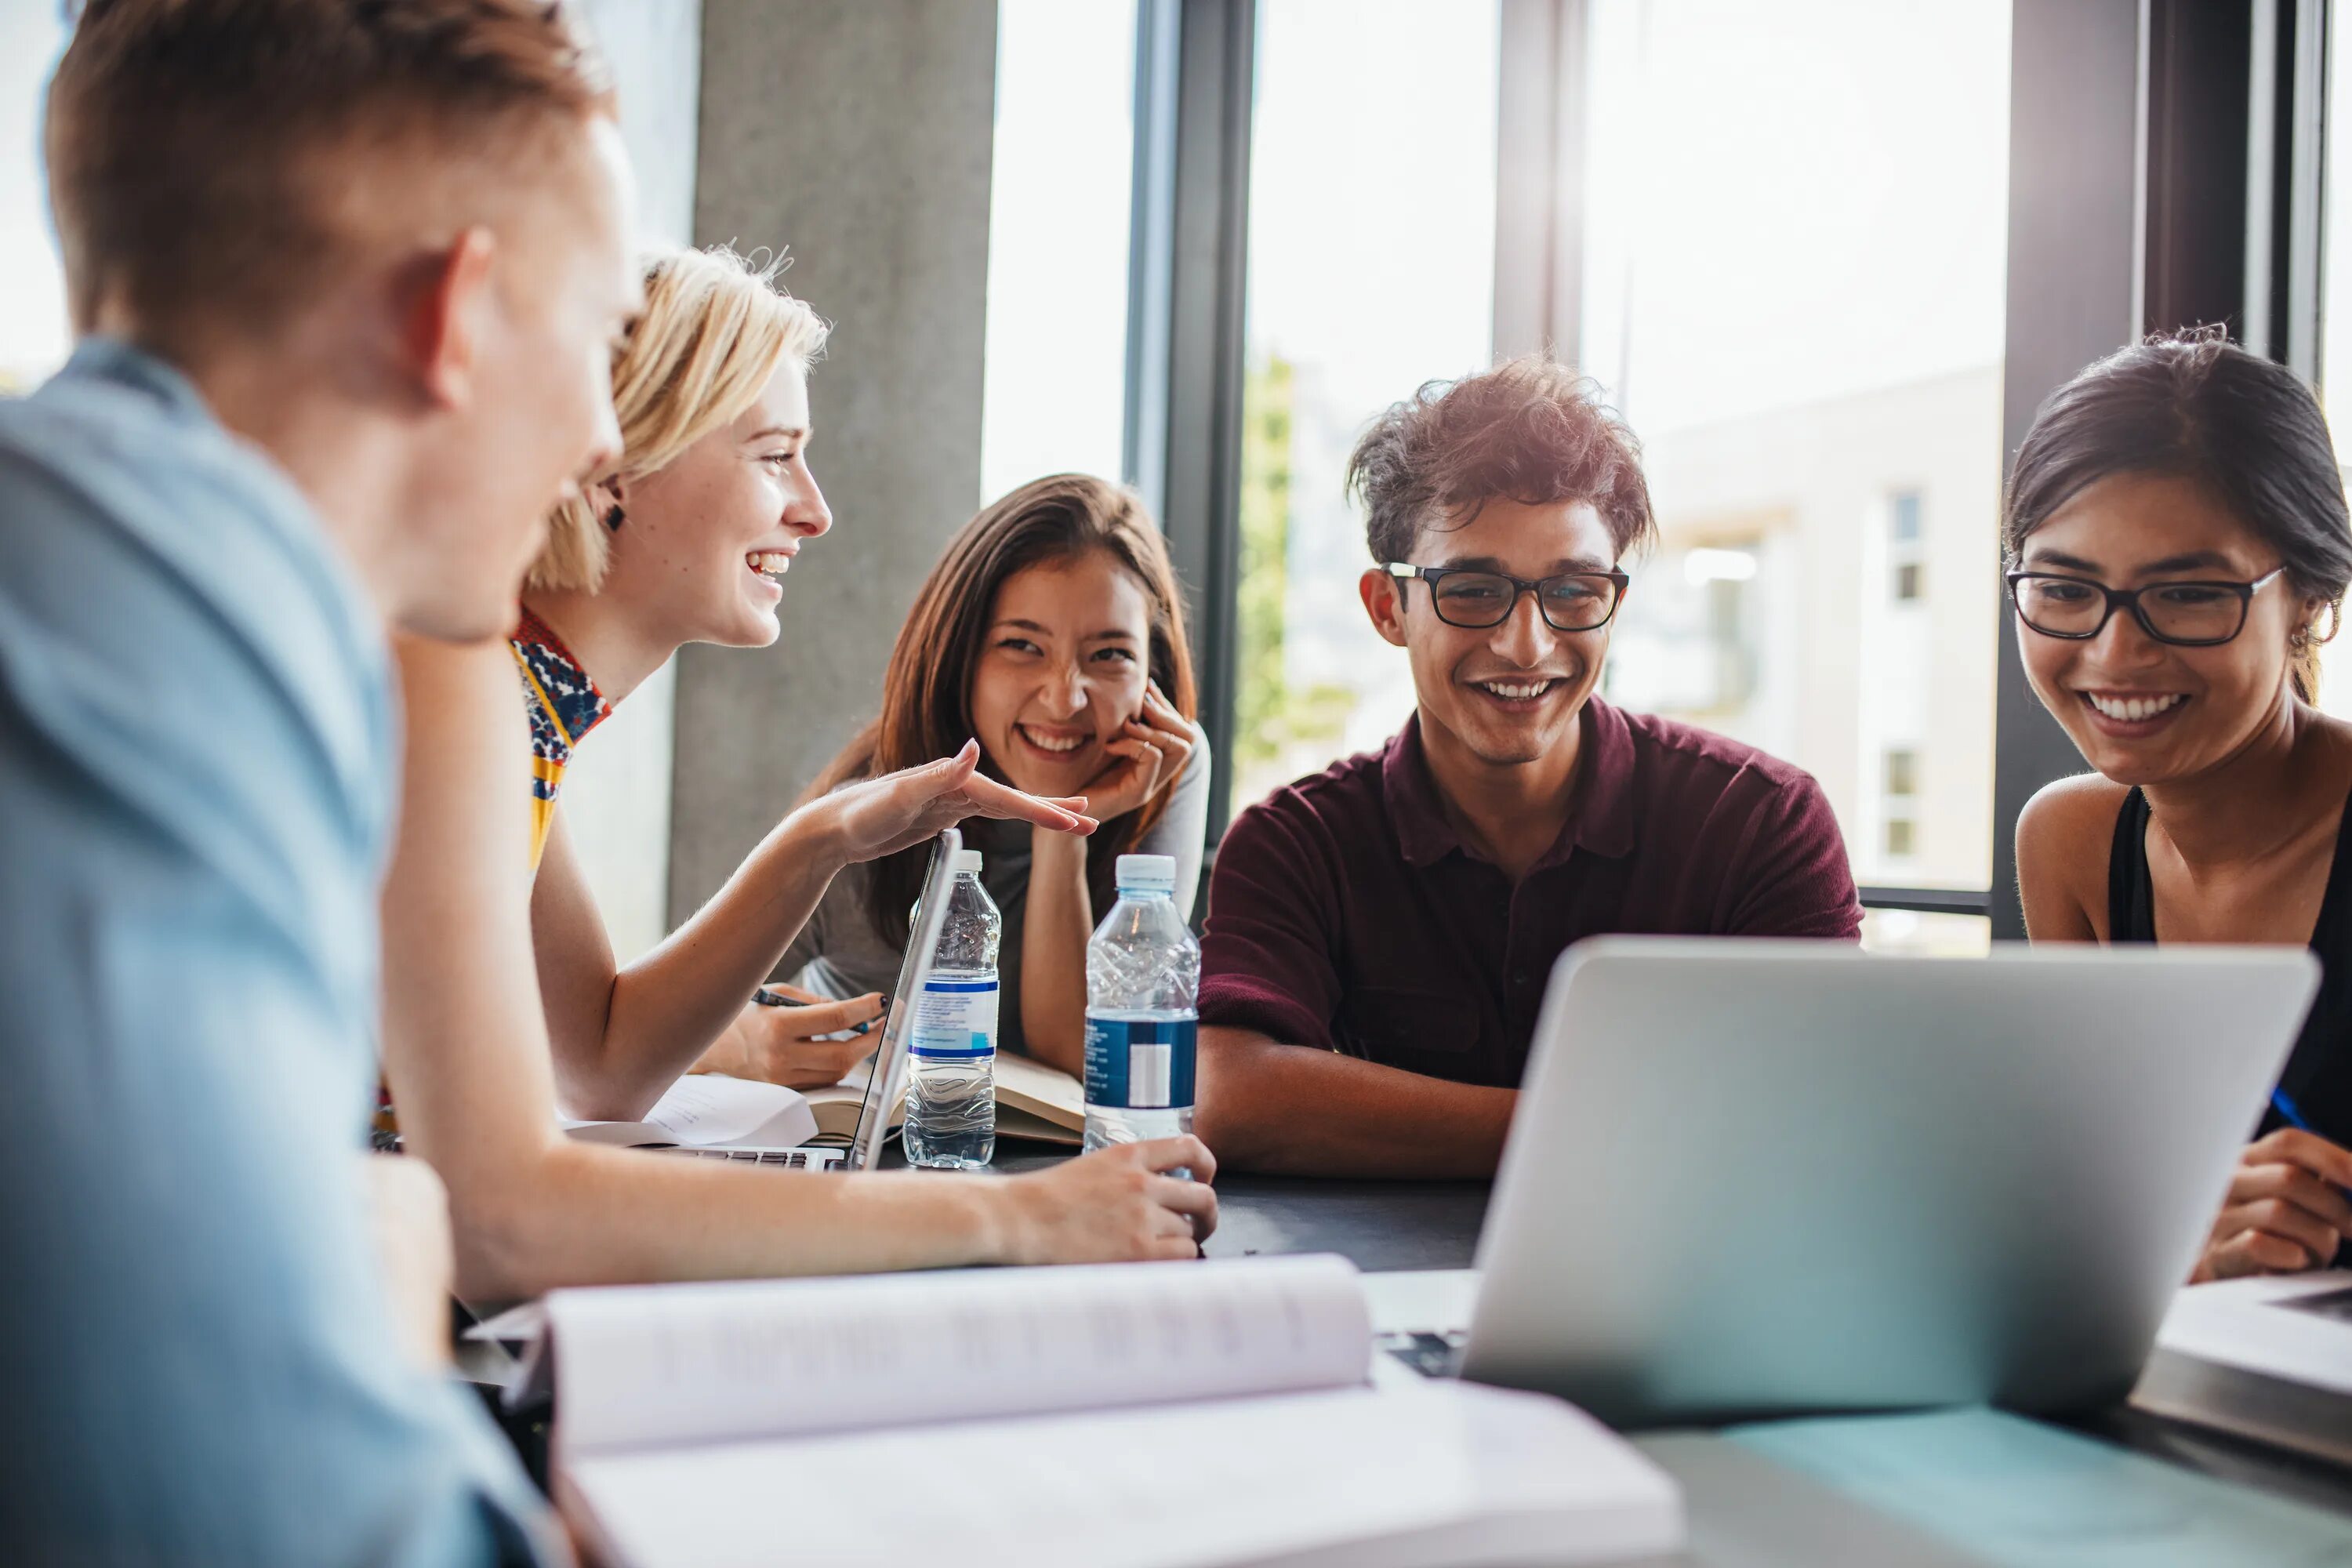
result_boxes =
[1361,1269,1479,1337]
[561,1381,1682,1568]
[551,1254,1372,1455]
[634,1073,813,1147]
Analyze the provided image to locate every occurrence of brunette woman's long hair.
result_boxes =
[807,474,1199,949]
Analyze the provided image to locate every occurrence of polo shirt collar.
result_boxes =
[57,336,212,427]
[1381,697,1642,870]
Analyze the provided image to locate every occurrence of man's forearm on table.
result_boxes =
[1195,1025,1517,1178]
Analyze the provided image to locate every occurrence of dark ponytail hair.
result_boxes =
[2004,328,2352,702]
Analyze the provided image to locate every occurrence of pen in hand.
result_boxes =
[755,985,879,1036]
[2270,1087,2352,1200]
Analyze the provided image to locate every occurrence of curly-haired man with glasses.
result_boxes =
[1193,358,1862,1178]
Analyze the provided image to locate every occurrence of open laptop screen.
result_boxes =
[843,828,960,1171]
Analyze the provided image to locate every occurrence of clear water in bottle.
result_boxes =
[1083,855,1199,1175]
[904,850,999,1170]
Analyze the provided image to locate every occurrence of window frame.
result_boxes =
[1119,0,2310,932]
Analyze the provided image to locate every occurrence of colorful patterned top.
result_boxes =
[511,607,613,870]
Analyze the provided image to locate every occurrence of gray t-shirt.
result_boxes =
[783,726,1211,1051]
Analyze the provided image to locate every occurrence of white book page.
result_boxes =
[563,1075,817,1149]
[637,1073,814,1146]
[993,1050,1084,1123]
[561,1381,1683,1568]
[551,1254,1371,1455]
[2149,1272,2352,1394]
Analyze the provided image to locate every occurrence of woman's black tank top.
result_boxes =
[2107,786,2352,1147]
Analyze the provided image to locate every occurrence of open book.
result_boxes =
[2132,1270,2352,1467]
[563,1073,818,1152]
[547,1254,1682,1568]
[802,1046,1084,1144]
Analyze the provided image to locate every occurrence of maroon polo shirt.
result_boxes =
[1199,699,1863,1087]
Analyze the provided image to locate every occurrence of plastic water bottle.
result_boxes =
[905,850,999,1169]
[1083,854,1198,1173]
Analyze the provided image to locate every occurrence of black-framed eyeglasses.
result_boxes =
[1384,562,1630,632]
[2005,566,2286,647]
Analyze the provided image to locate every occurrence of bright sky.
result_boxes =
[0,4,67,388]
[1244,0,1500,407]
[978,0,1140,507]
[1581,0,2014,435]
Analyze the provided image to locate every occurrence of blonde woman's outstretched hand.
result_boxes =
[810,739,1096,866]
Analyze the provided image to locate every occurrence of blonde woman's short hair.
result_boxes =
[532,244,829,592]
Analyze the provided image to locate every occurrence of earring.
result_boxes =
[603,504,626,532]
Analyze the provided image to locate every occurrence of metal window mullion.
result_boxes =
[1124,0,1256,833]
[1493,0,1588,365]
[1990,0,2148,940]
[1123,0,1180,514]
[2281,0,2328,383]
[1857,887,1997,919]
[2244,0,2328,375]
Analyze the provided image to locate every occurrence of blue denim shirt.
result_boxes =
[0,340,554,1565]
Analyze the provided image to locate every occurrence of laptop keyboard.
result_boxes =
[1377,1330,1465,1378]
[656,1147,844,1170]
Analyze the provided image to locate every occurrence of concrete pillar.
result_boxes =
[557,0,702,961]
[671,0,999,926]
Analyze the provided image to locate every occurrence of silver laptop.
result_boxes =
[1451,937,2318,1427]
[658,828,958,1174]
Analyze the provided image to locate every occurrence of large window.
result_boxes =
[1227,0,1501,816]
[0,6,67,392]
[1584,0,2011,928]
[1030,0,2294,948]
[978,0,1142,510]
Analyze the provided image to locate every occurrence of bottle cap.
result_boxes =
[953,849,984,874]
[1116,853,1177,891]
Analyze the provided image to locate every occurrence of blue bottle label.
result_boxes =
[909,976,998,1058]
[1083,1014,1197,1109]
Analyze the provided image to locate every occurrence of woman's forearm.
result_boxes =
[586,807,850,1116]
[444,1134,1015,1299]
[1019,826,1094,1075]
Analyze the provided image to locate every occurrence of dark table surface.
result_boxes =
[448,1138,2352,1565]
[969,1137,2352,1530]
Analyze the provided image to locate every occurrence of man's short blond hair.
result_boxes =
[533,245,829,593]
[49,0,615,358]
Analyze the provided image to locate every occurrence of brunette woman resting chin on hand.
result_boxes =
[772,473,1209,1081]
[2010,330,2352,1282]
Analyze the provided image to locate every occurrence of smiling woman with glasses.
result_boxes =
[2008,330,2352,1285]
[2005,564,2288,646]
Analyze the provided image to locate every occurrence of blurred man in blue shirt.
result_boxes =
[0,2,640,1562]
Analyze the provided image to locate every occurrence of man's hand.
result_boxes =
[811,740,1095,866]
[996,1138,1218,1264]
[2194,1127,2352,1280]
[693,986,886,1090]
[359,1152,456,1370]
